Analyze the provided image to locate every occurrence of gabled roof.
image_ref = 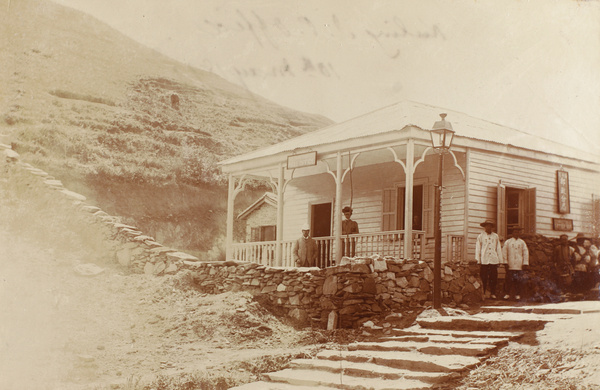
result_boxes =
[237,192,277,220]
[221,101,598,167]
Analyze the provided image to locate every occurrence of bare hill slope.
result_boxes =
[0,0,332,255]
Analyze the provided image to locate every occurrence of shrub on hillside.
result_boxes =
[175,145,225,186]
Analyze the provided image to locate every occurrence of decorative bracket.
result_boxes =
[320,159,338,181]
[233,174,247,198]
[341,152,361,183]
[282,169,295,194]
[266,173,278,194]
[268,168,296,196]
[387,146,408,175]
[413,146,432,173]
[448,150,466,181]
[412,147,465,181]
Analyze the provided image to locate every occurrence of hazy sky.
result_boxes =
[52,0,600,153]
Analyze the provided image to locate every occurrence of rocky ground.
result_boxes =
[0,225,358,390]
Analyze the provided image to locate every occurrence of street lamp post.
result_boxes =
[430,113,455,309]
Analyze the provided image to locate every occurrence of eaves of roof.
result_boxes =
[220,101,600,172]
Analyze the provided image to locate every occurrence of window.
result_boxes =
[250,225,276,242]
[506,189,520,233]
[382,188,395,231]
[497,183,536,239]
[382,184,427,232]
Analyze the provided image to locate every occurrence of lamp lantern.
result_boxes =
[430,113,454,309]
[430,113,455,150]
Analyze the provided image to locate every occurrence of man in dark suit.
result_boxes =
[293,224,318,267]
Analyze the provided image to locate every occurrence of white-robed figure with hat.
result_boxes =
[293,223,318,268]
[501,227,529,301]
[475,219,504,299]
[572,232,599,298]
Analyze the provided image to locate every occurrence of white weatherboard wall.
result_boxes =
[281,155,469,261]
[466,149,600,260]
[418,152,467,261]
[282,173,335,241]
[283,162,402,241]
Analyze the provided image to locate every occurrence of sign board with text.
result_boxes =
[552,218,573,232]
[557,170,570,214]
[287,151,317,169]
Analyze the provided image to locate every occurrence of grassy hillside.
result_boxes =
[0,0,332,256]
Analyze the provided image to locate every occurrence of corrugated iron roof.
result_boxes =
[221,101,597,166]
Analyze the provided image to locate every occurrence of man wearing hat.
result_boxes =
[475,220,503,299]
[551,234,574,292]
[501,227,529,300]
[293,223,318,267]
[342,206,359,257]
[572,232,599,297]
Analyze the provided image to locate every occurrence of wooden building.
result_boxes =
[219,101,600,267]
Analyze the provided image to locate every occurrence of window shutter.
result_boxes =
[250,227,260,242]
[497,182,506,240]
[524,187,537,234]
[593,194,600,237]
[263,225,276,241]
[382,188,396,231]
[396,187,405,230]
[424,183,435,237]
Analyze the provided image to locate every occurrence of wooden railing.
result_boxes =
[447,234,464,262]
[338,230,425,261]
[231,230,425,267]
[314,237,335,268]
[231,241,277,266]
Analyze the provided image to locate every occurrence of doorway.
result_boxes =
[311,202,332,237]
[396,184,424,230]
[498,184,536,238]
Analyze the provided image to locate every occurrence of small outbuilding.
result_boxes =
[237,192,278,243]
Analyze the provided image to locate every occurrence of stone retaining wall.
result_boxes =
[1,145,483,329]
[185,257,483,328]
[1,144,198,276]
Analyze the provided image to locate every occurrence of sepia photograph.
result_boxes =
[1,0,599,389]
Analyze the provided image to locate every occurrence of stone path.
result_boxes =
[231,304,580,390]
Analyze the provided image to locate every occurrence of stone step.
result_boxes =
[393,325,525,341]
[480,306,579,315]
[379,334,510,347]
[348,340,498,357]
[317,349,480,372]
[265,368,432,390]
[481,301,600,315]
[416,315,547,332]
[230,380,339,389]
[473,311,573,322]
[289,358,452,383]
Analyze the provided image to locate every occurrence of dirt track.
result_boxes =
[0,225,328,390]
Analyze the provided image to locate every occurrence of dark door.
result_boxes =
[396,185,424,230]
[311,203,332,237]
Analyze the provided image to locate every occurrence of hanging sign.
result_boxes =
[556,170,570,214]
[553,218,573,232]
[287,151,317,169]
